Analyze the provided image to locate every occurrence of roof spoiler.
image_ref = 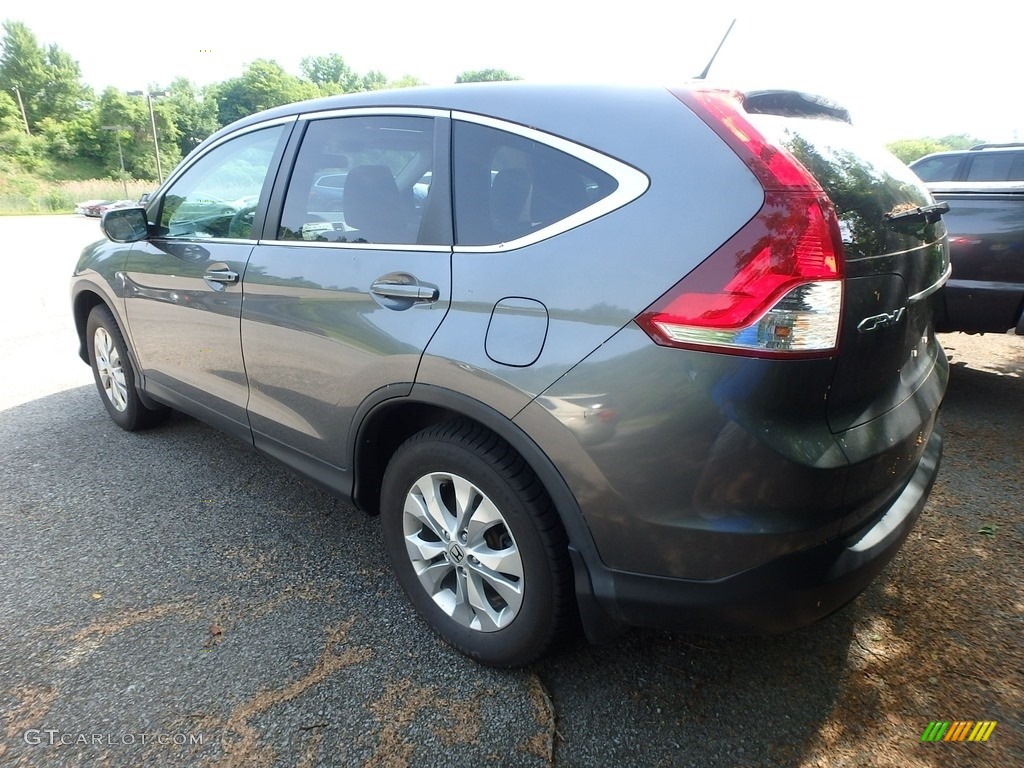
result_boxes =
[742,90,852,123]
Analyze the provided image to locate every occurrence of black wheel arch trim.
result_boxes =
[72,278,128,362]
[350,382,626,643]
[71,279,163,411]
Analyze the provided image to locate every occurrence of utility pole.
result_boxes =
[128,90,169,183]
[10,86,30,135]
[101,125,130,197]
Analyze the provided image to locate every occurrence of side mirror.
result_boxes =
[102,207,149,243]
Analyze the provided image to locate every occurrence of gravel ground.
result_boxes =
[0,216,1020,767]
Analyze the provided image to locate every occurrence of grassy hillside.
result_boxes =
[0,160,155,215]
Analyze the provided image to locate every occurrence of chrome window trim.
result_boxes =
[257,239,451,253]
[450,110,650,253]
[160,116,297,192]
[152,237,257,246]
[299,106,449,121]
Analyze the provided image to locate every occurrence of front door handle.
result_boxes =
[204,266,239,284]
[371,273,439,302]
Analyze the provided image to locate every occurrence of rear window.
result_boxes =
[748,113,933,257]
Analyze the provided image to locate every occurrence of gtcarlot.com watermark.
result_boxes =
[24,729,204,747]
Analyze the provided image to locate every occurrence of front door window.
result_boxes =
[159,126,285,240]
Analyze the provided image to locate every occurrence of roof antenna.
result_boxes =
[695,19,736,80]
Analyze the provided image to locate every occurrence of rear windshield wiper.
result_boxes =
[883,202,949,224]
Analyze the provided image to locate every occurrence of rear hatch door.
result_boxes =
[746,93,950,530]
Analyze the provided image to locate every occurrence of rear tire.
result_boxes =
[380,420,573,667]
[86,305,169,431]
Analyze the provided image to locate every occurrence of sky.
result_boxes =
[4,0,1020,144]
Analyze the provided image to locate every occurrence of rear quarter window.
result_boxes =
[452,121,618,246]
[965,152,1018,181]
[1011,154,1024,181]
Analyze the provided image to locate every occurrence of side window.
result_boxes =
[278,115,435,245]
[910,155,962,182]
[453,121,618,246]
[1010,154,1024,182]
[159,125,285,239]
[966,153,1014,182]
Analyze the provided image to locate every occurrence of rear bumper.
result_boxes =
[576,426,942,637]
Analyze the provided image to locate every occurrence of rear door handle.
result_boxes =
[371,274,439,302]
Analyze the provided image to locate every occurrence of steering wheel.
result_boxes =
[227,206,258,239]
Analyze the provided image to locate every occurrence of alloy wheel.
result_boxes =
[93,326,128,412]
[402,472,524,632]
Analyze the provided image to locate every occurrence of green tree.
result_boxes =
[94,88,181,180]
[300,53,359,92]
[36,116,76,160]
[359,70,388,91]
[886,133,986,164]
[300,54,418,95]
[211,59,320,125]
[40,44,92,123]
[0,21,47,130]
[0,21,91,131]
[0,89,23,133]
[455,68,522,83]
[389,75,425,89]
[148,94,183,174]
[166,77,220,156]
[95,88,149,176]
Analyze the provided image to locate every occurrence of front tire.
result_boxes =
[86,305,169,431]
[380,421,573,667]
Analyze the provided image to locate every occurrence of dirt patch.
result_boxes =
[363,680,437,768]
[208,619,371,768]
[53,600,192,670]
[521,674,555,764]
[362,677,499,767]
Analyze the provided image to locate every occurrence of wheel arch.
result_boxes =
[351,383,625,643]
[72,282,162,411]
[72,284,110,364]
[352,386,571,520]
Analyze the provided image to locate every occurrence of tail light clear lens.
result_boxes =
[637,89,846,358]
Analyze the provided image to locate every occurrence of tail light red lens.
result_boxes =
[637,89,846,358]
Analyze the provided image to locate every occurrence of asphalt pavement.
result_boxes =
[0,216,1020,767]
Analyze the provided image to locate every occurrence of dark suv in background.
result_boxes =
[910,143,1024,183]
[911,144,1024,334]
[73,84,949,666]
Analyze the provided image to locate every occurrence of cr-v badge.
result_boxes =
[858,307,906,333]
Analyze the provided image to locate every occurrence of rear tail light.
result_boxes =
[636,89,846,358]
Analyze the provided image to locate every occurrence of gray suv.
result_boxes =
[910,143,1024,182]
[73,84,949,666]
